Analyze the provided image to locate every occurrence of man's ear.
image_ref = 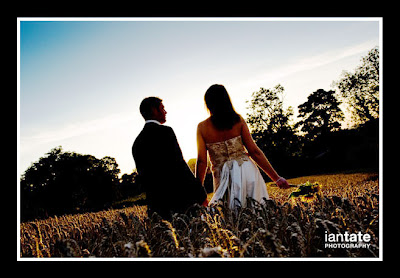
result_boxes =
[150,107,158,118]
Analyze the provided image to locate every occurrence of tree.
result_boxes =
[119,170,142,199]
[246,84,298,153]
[334,47,379,125]
[20,147,121,221]
[246,84,301,177]
[295,89,344,140]
[246,84,293,135]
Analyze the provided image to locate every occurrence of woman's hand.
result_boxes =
[275,177,290,189]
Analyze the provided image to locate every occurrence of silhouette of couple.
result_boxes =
[132,84,290,219]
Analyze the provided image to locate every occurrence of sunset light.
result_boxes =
[18,17,382,261]
[18,18,380,176]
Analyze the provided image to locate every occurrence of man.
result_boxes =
[132,97,207,219]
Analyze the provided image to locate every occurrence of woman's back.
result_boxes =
[200,122,270,208]
[199,117,243,144]
[196,84,290,203]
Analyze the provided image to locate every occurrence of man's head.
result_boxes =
[139,97,167,124]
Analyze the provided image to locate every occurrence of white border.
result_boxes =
[17,17,383,22]
[378,17,383,261]
[17,17,383,262]
[17,18,21,261]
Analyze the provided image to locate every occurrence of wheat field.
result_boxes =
[19,172,380,258]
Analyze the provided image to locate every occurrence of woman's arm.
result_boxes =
[195,123,208,185]
[240,116,289,188]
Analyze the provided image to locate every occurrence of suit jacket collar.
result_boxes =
[145,120,162,125]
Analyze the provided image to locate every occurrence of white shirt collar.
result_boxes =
[145,120,161,125]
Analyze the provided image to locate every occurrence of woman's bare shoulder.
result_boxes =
[237,114,246,129]
[197,118,211,129]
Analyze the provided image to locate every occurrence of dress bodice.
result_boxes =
[206,136,249,189]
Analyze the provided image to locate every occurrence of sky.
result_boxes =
[18,18,381,177]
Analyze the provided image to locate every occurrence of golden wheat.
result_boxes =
[20,172,379,258]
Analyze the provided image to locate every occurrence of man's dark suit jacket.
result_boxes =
[132,122,207,219]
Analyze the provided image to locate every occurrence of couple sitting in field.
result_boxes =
[132,84,290,219]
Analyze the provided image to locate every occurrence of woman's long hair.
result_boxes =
[204,84,240,130]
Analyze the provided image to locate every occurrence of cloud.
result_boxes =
[239,39,378,89]
[19,111,143,176]
[20,112,135,150]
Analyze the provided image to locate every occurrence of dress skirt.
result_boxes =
[209,159,269,209]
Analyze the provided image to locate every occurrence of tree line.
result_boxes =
[20,47,379,221]
[245,47,379,179]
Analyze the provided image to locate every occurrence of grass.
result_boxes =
[19,172,379,258]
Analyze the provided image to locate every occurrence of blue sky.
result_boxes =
[18,18,381,176]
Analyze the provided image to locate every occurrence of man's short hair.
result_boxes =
[139,97,163,120]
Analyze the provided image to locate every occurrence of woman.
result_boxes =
[195,84,290,209]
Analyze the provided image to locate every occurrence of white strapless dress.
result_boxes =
[207,136,269,209]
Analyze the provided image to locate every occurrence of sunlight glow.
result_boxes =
[18,18,381,176]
